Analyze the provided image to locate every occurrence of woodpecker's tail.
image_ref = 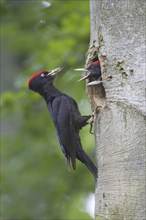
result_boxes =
[76,146,97,182]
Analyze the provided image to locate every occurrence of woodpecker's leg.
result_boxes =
[79,115,92,129]
[89,106,102,134]
[79,106,102,133]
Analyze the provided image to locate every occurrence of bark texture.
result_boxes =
[88,1,146,219]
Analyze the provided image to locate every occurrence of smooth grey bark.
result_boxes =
[87,1,146,220]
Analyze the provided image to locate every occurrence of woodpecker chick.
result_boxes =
[75,61,102,85]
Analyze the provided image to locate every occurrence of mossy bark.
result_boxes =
[88,0,146,219]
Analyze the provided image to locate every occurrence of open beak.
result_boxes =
[74,68,90,82]
[74,68,87,72]
[87,80,103,86]
[77,74,90,82]
[47,66,64,77]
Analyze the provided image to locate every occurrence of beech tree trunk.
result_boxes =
[87,1,146,220]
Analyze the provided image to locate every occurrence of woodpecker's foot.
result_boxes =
[86,115,94,134]
[88,106,102,134]
[89,120,94,134]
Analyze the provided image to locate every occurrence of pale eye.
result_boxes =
[41,73,45,77]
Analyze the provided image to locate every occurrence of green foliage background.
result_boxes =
[1,0,95,219]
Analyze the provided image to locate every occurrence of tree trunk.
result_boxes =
[87,1,146,219]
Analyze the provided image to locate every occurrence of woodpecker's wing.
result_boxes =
[48,95,77,170]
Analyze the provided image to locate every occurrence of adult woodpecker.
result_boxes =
[75,60,102,85]
[28,67,97,181]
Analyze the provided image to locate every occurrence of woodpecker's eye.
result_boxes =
[41,73,45,77]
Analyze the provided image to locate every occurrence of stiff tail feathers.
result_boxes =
[66,155,76,171]
[76,148,97,182]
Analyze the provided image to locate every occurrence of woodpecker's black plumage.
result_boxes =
[28,67,97,181]
[86,61,102,82]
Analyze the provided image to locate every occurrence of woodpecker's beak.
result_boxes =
[74,68,90,82]
[77,74,90,82]
[74,68,87,72]
[87,80,103,86]
[47,67,64,77]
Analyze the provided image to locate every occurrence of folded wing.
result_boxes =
[48,95,77,169]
